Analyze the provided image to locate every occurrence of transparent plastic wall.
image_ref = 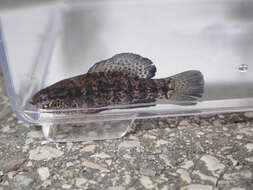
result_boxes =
[1,0,253,142]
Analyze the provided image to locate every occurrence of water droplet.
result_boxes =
[238,64,248,72]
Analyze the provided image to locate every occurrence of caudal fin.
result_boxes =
[168,70,204,105]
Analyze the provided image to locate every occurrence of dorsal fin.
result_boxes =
[88,53,157,79]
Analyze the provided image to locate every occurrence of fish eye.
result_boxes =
[40,96,48,102]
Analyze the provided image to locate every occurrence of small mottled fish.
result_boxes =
[31,53,204,112]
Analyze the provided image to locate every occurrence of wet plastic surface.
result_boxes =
[1,0,253,141]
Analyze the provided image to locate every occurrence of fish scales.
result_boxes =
[36,72,172,110]
[31,53,204,112]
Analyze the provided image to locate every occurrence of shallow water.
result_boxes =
[1,0,253,124]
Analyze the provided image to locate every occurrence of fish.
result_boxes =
[31,53,204,113]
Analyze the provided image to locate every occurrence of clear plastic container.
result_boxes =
[1,0,253,142]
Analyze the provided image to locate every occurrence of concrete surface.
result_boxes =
[1,67,253,190]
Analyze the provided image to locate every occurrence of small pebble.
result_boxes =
[1,159,26,171]
[41,180,51,188]
[192,170,217,185]
[91,152,111,159]
[181,184,213,190]
[156,139,168,146]
[236,135,243,140]
[80,144,96,152]
[200,155,225,176]
[75,178,87,186]
[26,161,33,167]
[29,146,63,160]
[223,170,252,181]
[66,162,74,167]
[159,154,172,167]
[181,160,194,169]
[27,130,43,138]
[2,126,10,133]
[218,114,225,119]
[245,143,253,152]
[108,186,126,190]
[118,141,141,149]
[62,184,72,189]
[105,159,112,166]
[140,176,156,189]
[244,112,253,118]
[227,155,239,166]
[14,174,34,186]
[245,157,253,162]
[179,120,189,126]
[82,161,110,173]
[37,167,50,181]
[177,169,191,184]
[7,171,17,179]
[123,175,131,185]
[161,185,169,190]
[140,168,156,177]
[143,134,157,139]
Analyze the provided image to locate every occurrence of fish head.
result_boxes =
[30,88,52,109]
[30,87,67,110]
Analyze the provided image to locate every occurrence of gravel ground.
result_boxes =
[0,68,253,190]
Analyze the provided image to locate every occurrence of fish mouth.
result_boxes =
[29,99,35,105]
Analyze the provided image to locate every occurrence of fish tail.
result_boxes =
[166,70,204,105]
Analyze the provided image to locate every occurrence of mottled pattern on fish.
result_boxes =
[88,53,156,79]
[31,53,204,112]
